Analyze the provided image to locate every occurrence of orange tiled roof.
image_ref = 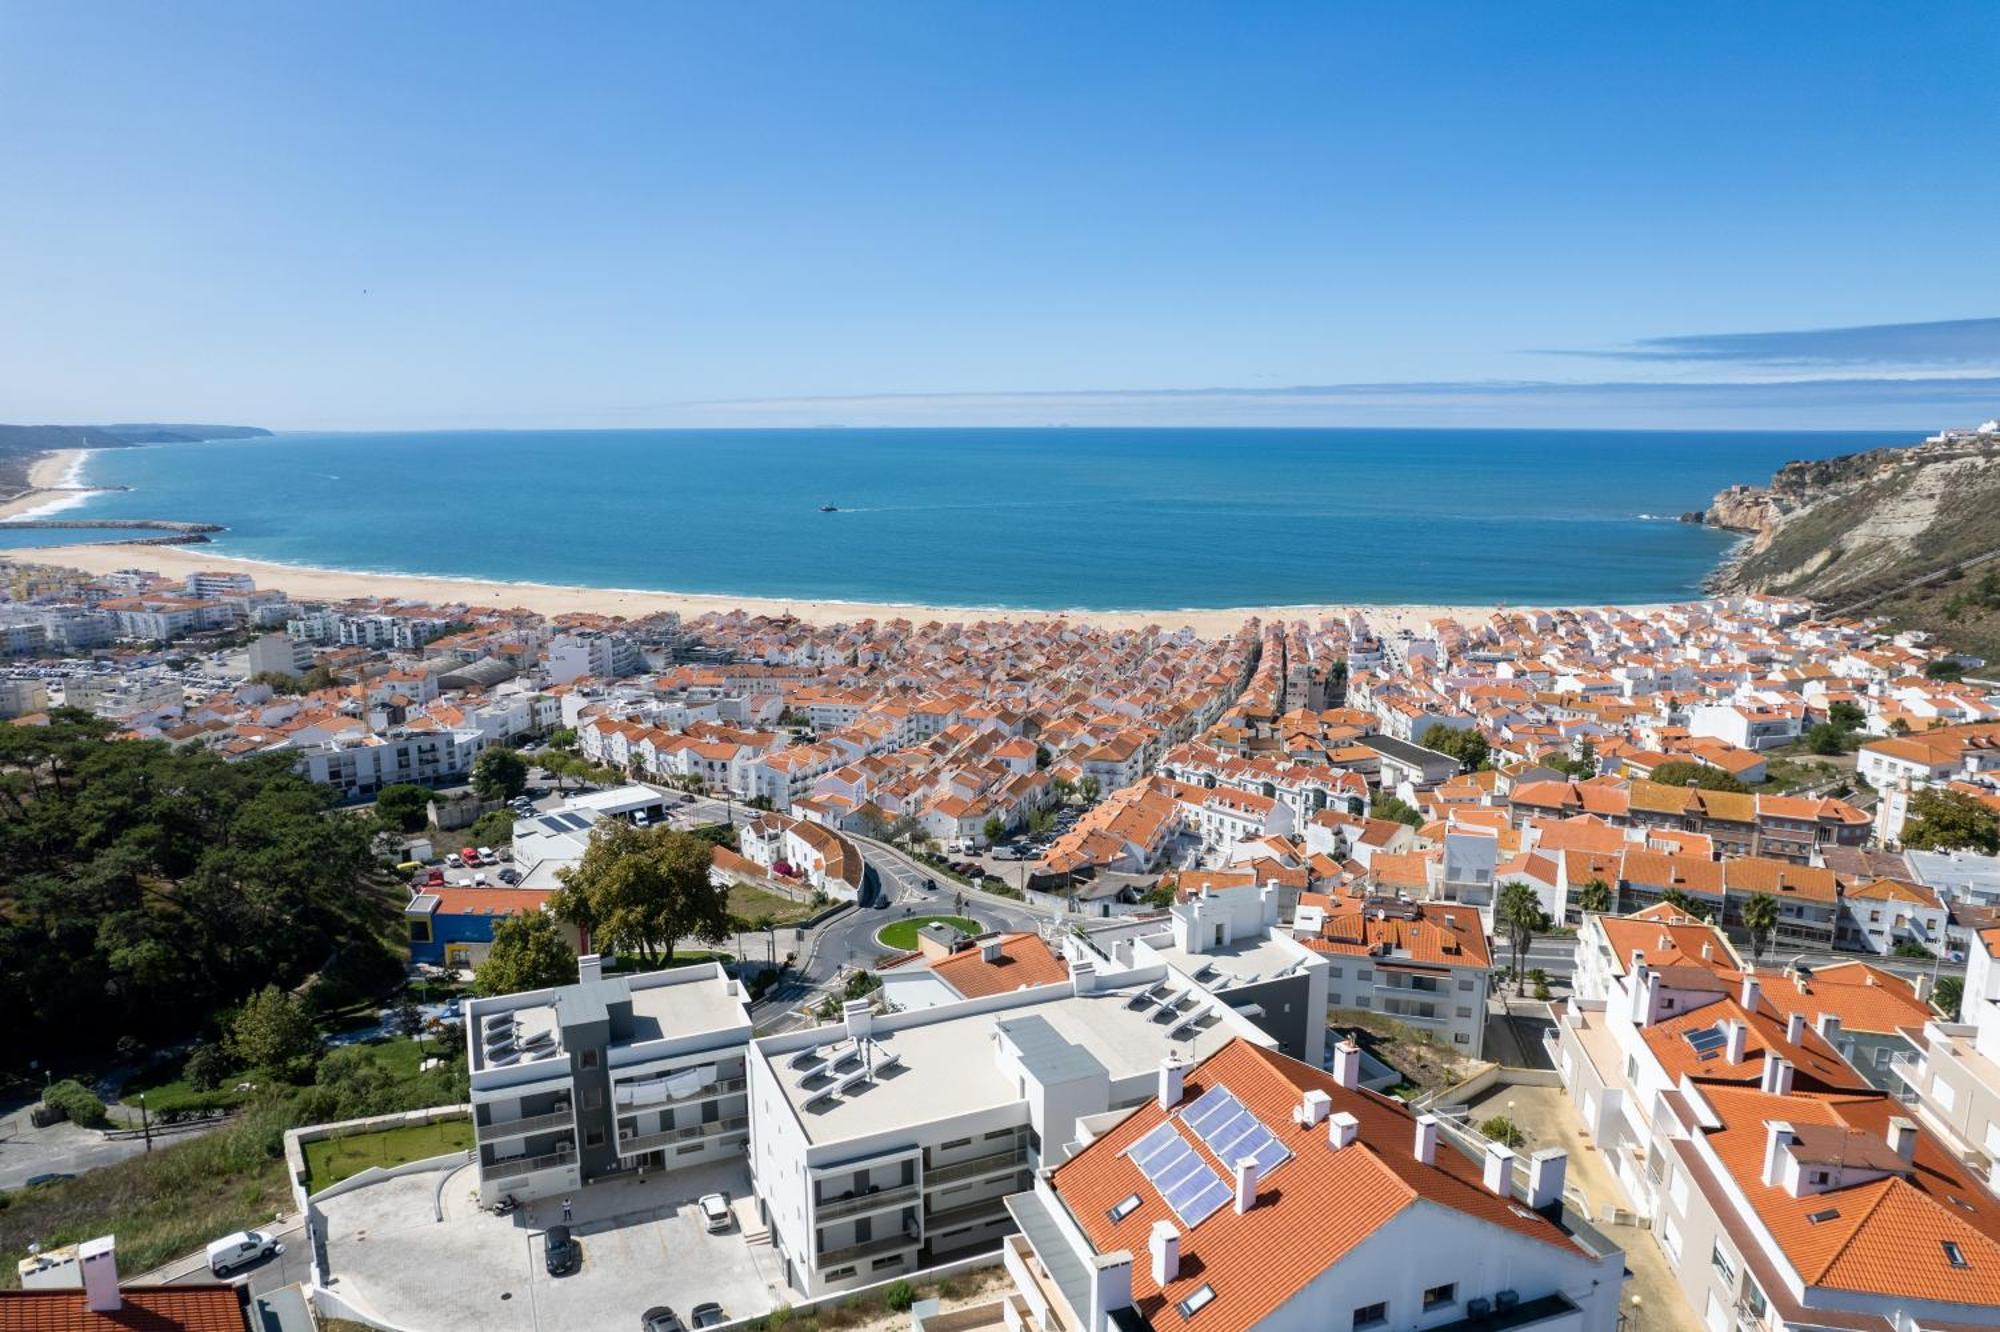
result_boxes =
[927,932,1068,998]
[0,1285,248,1332]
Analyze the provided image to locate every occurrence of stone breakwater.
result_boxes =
[0,518,222,547]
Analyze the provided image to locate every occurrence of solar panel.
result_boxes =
[1180,1085,1292,1177]
[1125,1123,1231,1226]
[1684,1026,1727,1059]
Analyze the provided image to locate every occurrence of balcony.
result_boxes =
[614,1074,747,1108]
[816,1229,922,1269]
[926,1145,1030,1188]
[615,1115,749,1157]
[484,1147,576,1182]
[927,1192,1019,1233]
[816,1182,922,1223]
[476,1107,574,1141]
[1889,1052,1926,1102]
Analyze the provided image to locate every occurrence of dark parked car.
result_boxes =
[691,1303,726,1329]
[642,1307,686,1332]
[543,1224,580,1277]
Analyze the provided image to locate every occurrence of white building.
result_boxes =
[548,629,642,684]
[291,725,487,799]
[247,632,314,678]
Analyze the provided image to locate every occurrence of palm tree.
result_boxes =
[1661,887,1696,918]
[1495,881,1549,998]
[1741,892,1779,960]
[1575,877,1611,915]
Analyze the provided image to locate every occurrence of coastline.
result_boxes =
[0,449,92,519]
[0,539,1680,638]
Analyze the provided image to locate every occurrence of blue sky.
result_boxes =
[2,2,1997,431]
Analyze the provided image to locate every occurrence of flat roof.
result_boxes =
[1146,932,1305,988]
[766,981,1247,1145]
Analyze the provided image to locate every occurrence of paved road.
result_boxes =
[150,1217,311,1298]
[0,1114,222,1191]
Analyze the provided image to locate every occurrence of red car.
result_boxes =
[460,848,482,867]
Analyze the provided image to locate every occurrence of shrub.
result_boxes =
[184,1042,232,1093]
[43,1079,109,1128]
[885,1281,917,1313]
[1478,1115,1526,1149]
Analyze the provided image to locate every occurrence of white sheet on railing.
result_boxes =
[616,1066,718,1106]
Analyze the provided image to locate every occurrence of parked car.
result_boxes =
[543,1224,580,1277]
[498,867,520,885]
[691,1303,726,1329]
[460,848,482,867]
[445,851,463,868]
[697,1192,733,1233]
[206,1229,283,1278]
[23,1172,74,1188]
[423,868,446,887]
[477,847,495,862]
[642,1308,685,1332]
[498,847,514,862]
[473,872,488,886]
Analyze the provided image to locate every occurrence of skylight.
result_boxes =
[1806,1208,1840,1224]
[1683,1025,1727,1060]
[1943,1241,1970,1270]
[1180,1085,1293,1177]
[1108,1193,1141,1222]
[1176,1284,1216,1318]
[1126,1123,1231,1226]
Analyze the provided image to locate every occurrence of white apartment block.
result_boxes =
[292,725,487,799]
[247,632,314,678]
[547,629,642,683]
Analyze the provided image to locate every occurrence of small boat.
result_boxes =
[819,503,838,513]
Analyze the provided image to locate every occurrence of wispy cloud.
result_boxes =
[1536,316,2000,367]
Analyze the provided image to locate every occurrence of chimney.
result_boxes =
[1298,1088,1331,1128]
[578,953,603,985]
[1483,1143,1516,1197]
[1700,941,1713,962]
[1157,1056,1186,1110]
[78,1236,119,1315]
[1816,1013,1842,1043]
[1071,958,1097,996]
[1724,1020,1748,1065]
[1234,1157,1263,1214]
[1763,1120,1796,1188]
[1887,1116,1918,1165]
[1740,974,1762,1011]
[1630,948,1647,978]
[1786,1011,1805,1045]
[1327,1110,1359,1151]
[1914,972,1935,1004]
[1332,1039,1361,1089]
[981,937,1004,963]
[1414,1114,1439,1166]
[1527,1148,1568,1211]
[1760,1056,1794,1096]
[1091,1252,1133,1327]
[842,998,874,1041]
[1148,1221,1180,1286]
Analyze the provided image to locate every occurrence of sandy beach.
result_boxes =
[0,449,90,519]
[0,538,1682,639]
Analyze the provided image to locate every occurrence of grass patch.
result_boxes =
[1327,1008,1480,1097]
[118,1069,249,1118]
[0,1099,295,1286]
[301,1118,473,1191]
[874,915,980,951]
[728,882,818,925]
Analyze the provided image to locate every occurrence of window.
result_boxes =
[582,1087,603,1110]
[1357,968,1373,982]
[824,1266,856,1280]
[1352,1301,1388,1329]
[1355,997,1371,1009]
[1456,1006,1473,1019]
[1109,1194,1142,1222]
[1805,1207,1840,1224]
[939,1137,972,1151]
[1710,1242,1737,1287]
[1944,1241,1970,1269]
[1422,1283,1455,1311]
[580,1050,599,1070]
[1328,965,1343,978]
[1458,978,1474,990]
[585,1131,605,1148]
[872,1255,904,1272]
[1176,1285,1216,1319]
[1453,1033,1469,1045]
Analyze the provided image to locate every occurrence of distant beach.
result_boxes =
[0,539,1684,639]
[0,448,92,519]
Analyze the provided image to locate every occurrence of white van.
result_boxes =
[206,1229,282,1277]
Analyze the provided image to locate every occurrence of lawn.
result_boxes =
[728,881,818,925]
[875,915,980,951]
[0,1101,294,1286]
[301,1118,473,1191]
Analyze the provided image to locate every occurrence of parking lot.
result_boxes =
[319,1158,789,1332]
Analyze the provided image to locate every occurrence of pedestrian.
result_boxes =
[561,1196,573,1223]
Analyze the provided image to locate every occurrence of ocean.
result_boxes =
[50,428,1910,609]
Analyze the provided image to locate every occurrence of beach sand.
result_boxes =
[0,449,89,519]
[0,539,1680,639]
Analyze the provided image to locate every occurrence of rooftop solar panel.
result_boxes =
[1684,1026,1727,1059]
[1125,1123,1230,1226]
[1180,1085,1292,1177]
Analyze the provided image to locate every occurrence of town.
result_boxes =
[5,556,2000,1332]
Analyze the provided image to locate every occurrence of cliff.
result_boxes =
[1701,429,2000,656]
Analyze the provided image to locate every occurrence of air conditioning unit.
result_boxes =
[553,1100,569,1114]
[554,1139,574,1154]
[1494,1290,1520,1312]
[1465,1298,1492,1319]
[618,1127,635,1141]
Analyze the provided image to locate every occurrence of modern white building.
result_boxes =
[291,725,487,798]
[247,632,314,678]
[547,629,642,684]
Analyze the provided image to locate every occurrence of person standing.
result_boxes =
[561,1197,573,1223]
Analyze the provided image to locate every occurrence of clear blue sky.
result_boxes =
[2,2,1997,430]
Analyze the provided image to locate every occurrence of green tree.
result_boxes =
[1924,659,1965,681]
[183,1041,231,1092]
[1420,723,1489,771]
[1027,808,1056,836]
[468,809,517,847]
[1495,881,1549,998]
[1660,887,1698,917]
[552,822,732,967]
[1804,722,1851,756]
[1575,877,1611,914]
[982,815,1007,845]
[1478,1115,1526,1149]
[230,985,319,1077]
[1741,891,1780,960]
[471,747,529,802]
[1649,761,1750,794]
[1900,789,2000,853]
[1371,792,1426,828]
[42,1079,108,1128]
[248,670,304,694]
[547,727,579,753]
[1077,776,1102,805]
[843,968,883,1000]
[475,910,578,996]
[1933,976,1964,1021]
[1827,700,1866,731]
[374,783,432,834]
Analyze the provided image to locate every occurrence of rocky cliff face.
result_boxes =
[1702,432,2000,607]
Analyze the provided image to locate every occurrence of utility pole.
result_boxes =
[139,1092,151,1153]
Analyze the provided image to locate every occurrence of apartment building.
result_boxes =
[1002,1038,1623,1332]
[292,725,487,798]
[1292,892,1492,1057]
[747,961,1277,1296]
[1894,924,2000,1177]
[0,677,49,718]
[247,632,314,678]
[462,958,752,1207]
[547,628,642,683]
[63,674,184,719]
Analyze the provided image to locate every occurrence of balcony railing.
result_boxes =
[613,1074,747,1108]
[925,1145,1030,1188]
[816,1182,922,1222]
[477,1108,575,1141]
[927,1193,1019,1233]
[483,1147,576,1181]
[1888,1052,1926,1102]
[816,1229,921,1268]
[616,1115,749,1157]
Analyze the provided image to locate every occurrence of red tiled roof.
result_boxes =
[0,1285,247,1332]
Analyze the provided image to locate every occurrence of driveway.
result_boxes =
[319,1157,788,1332]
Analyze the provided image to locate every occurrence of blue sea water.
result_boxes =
[58,428,1910,609]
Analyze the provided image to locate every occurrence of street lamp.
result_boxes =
[139,1091,151,1153]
